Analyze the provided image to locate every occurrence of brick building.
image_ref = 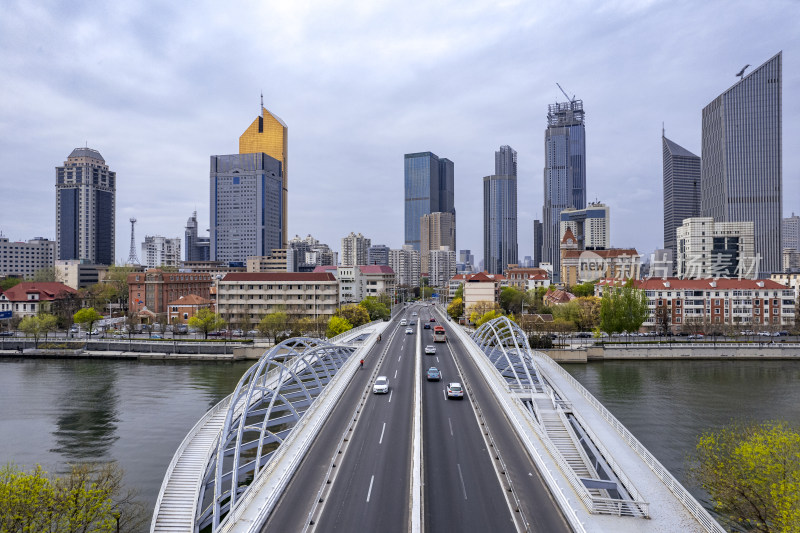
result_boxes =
[128,269,212,315]
[167,294,213,324]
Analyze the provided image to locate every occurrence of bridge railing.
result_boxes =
[534,353,725,533]
[327,320,382,344]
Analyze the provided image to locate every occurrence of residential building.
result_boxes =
[506,267,551,291]
[55,259,114,290]
[389,245,421,288]
[142,236,181,268]
[596,278,796,332]
[770,272,800,298]
[185,211,210,262]
[0,282,77,319]
[404,152,455,251]
[428,247,457,288]
[560,227,639,286]
[0,237,56,278]
[217,273,339,327]
[247,249,289,273]
[313,265,396,303]
[239,102,289,248]
[55,147,115,265]
[483,174,517,274]
[462,272,505,316]
[783,213,800,252]
[784,249,800,272]
[367,245,390,266]
[662,134,701,269]
[287,234,336,271]
[676,218,756,279]
[420,212,455,274]
[701,52,783,274]
[128,269,212,315]
[167,294,213,325]
[543,98,586,281]
[341,232,371,267]
[559,201,610,250]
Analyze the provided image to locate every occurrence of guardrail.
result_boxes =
[535,354,725,532]
[327,320,382,344]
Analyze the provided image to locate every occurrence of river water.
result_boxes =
[2,357,799,528]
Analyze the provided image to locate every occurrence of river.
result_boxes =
[2,357,799,529]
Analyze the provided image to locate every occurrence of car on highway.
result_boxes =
[405,327,414,335]
[400,319,407,326]
[424,345,436,354]
[423,323,431,329]
[411,312,418,317]
[426,367,441,381]
[373,376,389,394]
[429,317,435,322]
[446,382,464,399]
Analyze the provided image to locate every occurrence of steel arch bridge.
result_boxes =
[196,336,356,532]
[471,316,544,394]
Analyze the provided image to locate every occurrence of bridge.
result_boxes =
[151,303,724,532]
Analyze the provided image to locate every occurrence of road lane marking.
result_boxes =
[398,355,402,362]
[449,417,453,437]
[436,356,439,363]
[457,463,468,500]
[394,369,398,379]
[442,389,446,401]
[367,475,375,502]
[379,422,386,444]
[388,390,393,403]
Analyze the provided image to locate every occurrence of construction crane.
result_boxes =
[556,82,575,103]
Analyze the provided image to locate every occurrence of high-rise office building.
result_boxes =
[341,232,371,267]
[701,52,782,274]
[185,211,210,262]
[55,147,115,265]
[783,213,799,251]
[210,153,283,263]
[404,152,455,251]
[483,174,518,275]
[676,218,755,279]
[367,244,390,266]
[662,134,701,270]
[560,202,610,250]
[542,98,586,281]
[420,212,456,274]
[533,220,543,267]
[239,101,289,248]
[495,145,518,177]
[142,236,182,268]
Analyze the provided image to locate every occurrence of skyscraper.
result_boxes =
[483,174,518,275]
[662,134,701,271]
[210,153,283,263]
[701,52,782,274]
[532,220,543,267]
[542,98,586,281]
[404,152,455,251]
[55,147,115,265]
[341,232,371,266]
[420,212,456,274]
[185,211,210,262]
[239,101,289,248]
[495,145,517,177]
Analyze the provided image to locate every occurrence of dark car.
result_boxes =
[0,331,14,337]
[429,317,435,322]
[426,367,441,381]
[207,331,223,337]
[424,323,431,329]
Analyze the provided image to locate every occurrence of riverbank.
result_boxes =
[0,342,273,361]
[545,343,800,363]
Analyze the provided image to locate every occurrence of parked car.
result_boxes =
[207,331,223,337]
[373,376,389,394]
[424,345,436,354]
[426,367,441,381]
[0,331,14,337]
[446,382,464,399]
[151,334,162,339]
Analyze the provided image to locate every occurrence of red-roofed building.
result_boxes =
[543,288,576,306]
[0,282,77,319]
[595,278,795,333]
[459,272,506,314]
[561,248,641,287]
[218,272,339,327]
[505,267,551,291]
[167,294,213,324]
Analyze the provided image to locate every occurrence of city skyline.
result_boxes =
[1,2,799,268]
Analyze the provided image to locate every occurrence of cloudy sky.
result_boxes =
[1,0,798,266]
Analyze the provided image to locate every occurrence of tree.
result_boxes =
[447,297,463,319]
[0,462,146,532]
[335,304,370,327]
[257,312,289,344]
[326,316,352,338]
[692,421,800,533]
[28,267,58,282]
[570,281,596,298]
[0,277,22,291]
[574,296,601,331]
[73,308,103,337]
[18,314,58,348]
[475,310,503,327]
[499,287,524,315]
[188,308,226,340]
[359,296,390,321]
[599,280,649,334]
[453,284,464,300]
[467,301,498,321]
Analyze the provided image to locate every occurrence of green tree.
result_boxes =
[28,267,58,282]
[257,312,289,344]
[692,421,800,533]
[570,281,597,298]
[18,313,58,348]
[447,297,463,319]
[475,310,503,327]
[499,287,524,315]
[599,280,648,334]
[326,315,352,338]
[0,277,22,291]
[453,284,464,300]
[73,307,103,337]
[188,308,226,340]
[359,297,390,321]
[335,304,370,327]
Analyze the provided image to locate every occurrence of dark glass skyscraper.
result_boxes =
[403,152,455,251]
[543,99,586,281]
[484,155,518,276]
[701,52,782,274]
[55,148,115,265]
[662,134,701,271]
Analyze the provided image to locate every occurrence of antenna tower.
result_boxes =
[127,218,140,264]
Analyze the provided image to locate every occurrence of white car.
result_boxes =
[405,327,414,335]
[373,376,389,394]
[425,345,436,354]
[400,319,408,326]
[446,382,464,399]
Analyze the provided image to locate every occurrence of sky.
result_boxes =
[1,0,798,267]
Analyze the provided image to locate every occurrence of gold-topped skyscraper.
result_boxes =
[239,96,288,247]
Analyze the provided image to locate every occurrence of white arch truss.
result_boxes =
[195,336,356,532]
[471,316,544,393]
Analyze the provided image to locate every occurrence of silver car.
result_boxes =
[405,327,413,334]
[373,376,389,394]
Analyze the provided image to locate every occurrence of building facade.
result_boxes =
[559,201,610,250]
[662,135,701,270]
[55,147,115,265]
[427,247,457,288]
[167,294,213,325]
[0,282,77,320]
[389,245,421,288]
[420,212,455,274]
[483,174,518,274]
[0,237,55,278]
[128,269,212,315]
[701,52,782,274]
[404,152,455,251]
[142,236,181,268]
[54,259,111,290]
[505,267,551,291]
[462,272,505,315]
[676,218,756,279]
[367,245,390,266]
[543,99,586,281]
[533,220,543,267]
[185,211,210,262]
[340,232,371,267]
